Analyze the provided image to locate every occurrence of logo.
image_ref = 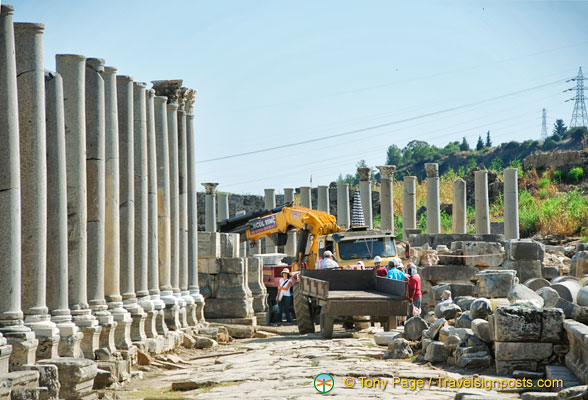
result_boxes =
[314,373,334,393]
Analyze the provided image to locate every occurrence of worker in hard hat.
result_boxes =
[374,256,387,277]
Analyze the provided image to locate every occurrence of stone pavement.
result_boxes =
[117,326,521,400]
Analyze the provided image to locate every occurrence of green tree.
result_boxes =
[460,137,470,151]
[485,130,492,147]
[476,135,484,151]
[553,119,567,137]
[569,126,588,141]
[386,145,402,167]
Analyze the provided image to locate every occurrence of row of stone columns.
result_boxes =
[0,7,204,371]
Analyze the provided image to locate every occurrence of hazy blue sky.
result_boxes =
[12,0,588,194]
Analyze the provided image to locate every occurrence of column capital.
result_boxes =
[1,4,15,15]
[180,87,197,114]
[425,163,439,178]
[151,79,183,104]
[133,81,147,90]
[103,65,117,75]
[357,167,371,182]
[14,22,45,33]
[376,165,396,180]
[474,169,488,177]
[86,57,105,73]
[146,88,155,99]
[202,183,218,194]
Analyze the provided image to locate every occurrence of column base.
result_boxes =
[138,297,158,339]
[161,291,181,330]
[151,295,168,336]
[119,345,138,366]
[98,321,118,355]
[35,334,60,361]
[108,302,133,351]
[174,292,188,328]
[190,290,205,323]
[25,318,60,361]
[1,329,38,371]
[182,291,197,327]
[0,343,12,374]
[79,325,102,360]
[123,300,147,346]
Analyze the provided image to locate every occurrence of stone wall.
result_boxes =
[524,150,588,173]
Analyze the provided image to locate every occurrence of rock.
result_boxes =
[456,312,473,328]
[471,319,491,343]
[435,302,461,320]
[536,287,560,308]
[424,341,449,362]
[570,251,588,279]
[374,331,403,346]
[172,379,219,391]
[494,342,553,361]
[470,298,492,319]
[198,327,219,340]
[94,368,115,390]
[447,327,474,341]
[423,311,436,325]
[137,349,151,366]
[494,306,542,342]
[94,348,111,361]
[438,325,451,343]
[520,392,558,400]
[525,278,551,291]
[456,352,492,369]
[556,297,576,318]
[23,364,60,400]
[455,296,476,311]
[427,318,446,340]
[254,331,277,338]
[496,360,538,375]
[504,260,543,283]
[542,266,560,281]
[513,371,545,379]
[541,308,564,343]
[506,239,545,261]
[467,335,486,347]
[195,336,218,349]
[571,304,588,324]
[218,324,255,339]
[578,287,588,307]
[508,284,544,309]
[556,385,588,399]
[383,338,413,359]
[463,241,504,267]
[404,316,429,341]
[444,334,460,350]
[37,357,97,400]
[182,334,197,349]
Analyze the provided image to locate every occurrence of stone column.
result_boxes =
[152,89,180,330]
[300,186,312,208]
[133,82,157,339]
[284,188,297,257]
[264,189,277,253]
[474,170,490,234]
[402,176,417,238]
[203,183,218,232]
[503,168,519,240]
[117,74,146,344]
[177,89,195,327]
[452,178,467,234]
[103,66,133,351]
[15,22,59,360]
[317,185,329,213]
[336,183,350,230]
[0,7,38,369]
[425,163,441,234]
[217,193,229,221]
[377,166,396,233]
[358,167,373,228]
[56,53,101,359]
[45,71,83,358]
[146,88,166,334]
[185,93,204,324]
[85,57,116,354]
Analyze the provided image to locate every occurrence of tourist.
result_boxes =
[440,290,453,304]
[356,260,365,270]
[318,250,339,269]
[375,256,387,277]
[276,268,293,324]
[407,264,422,316]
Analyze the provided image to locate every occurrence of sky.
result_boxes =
[12,0,588,195]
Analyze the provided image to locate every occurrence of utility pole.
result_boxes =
[541,108,548,139]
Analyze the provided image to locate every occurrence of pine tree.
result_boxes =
[460,137,470,151]
[485,130,492,147]
[476,135,484,151]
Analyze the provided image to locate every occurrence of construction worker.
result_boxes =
[318,250,339,269]
[374,256,387,277]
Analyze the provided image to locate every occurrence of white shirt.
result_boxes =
[318,257,339,270]
[279,277,292,297]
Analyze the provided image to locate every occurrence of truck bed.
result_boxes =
[326,290,404,301]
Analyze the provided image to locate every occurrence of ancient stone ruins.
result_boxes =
[2,3,588,400]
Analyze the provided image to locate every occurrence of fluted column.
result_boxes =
[474,170,490,234]
[203,183,218,232]
[336,183,350,229]
[452,178,466,234]
[503,168,520,240]
[377,166,395,233]
[284,188,297,257]
[103,66,133,350]
[151,88,180,330]
[56,53,101,359]
[217,193,229,221]
[425,163,441,234]
[358,167,373,228]
[264,188,277,253]
[186,94,204,323]
[117,75,146,344]
[0,6,37,370]
[300,186,312,208]
[15,22,59,360]
[317,185,329,213]
[45,71,83,358]
[146,88,166,333]
[402,176,417,238]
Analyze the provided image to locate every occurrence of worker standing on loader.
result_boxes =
[318,250,339,269]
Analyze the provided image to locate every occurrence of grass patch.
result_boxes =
[310,360,319,367]
[363,342,375,348]
[225,363,233,370]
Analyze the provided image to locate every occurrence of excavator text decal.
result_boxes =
[249,214,278,235]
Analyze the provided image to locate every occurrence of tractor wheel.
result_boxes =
[293,283,315,334]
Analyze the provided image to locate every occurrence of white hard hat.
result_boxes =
[374,256,382,263]
[323,250,333,258]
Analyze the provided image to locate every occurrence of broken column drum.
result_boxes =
[402,176,417,238]
[317,185,329,213]
[452,178,466,234]
[15,22,60,360]
[56,53,101,359]
[217,193,229,221]
[299,186,312,209]
[503,168,519,240]
[377,165,396,233]
[358,167,373,228]
[264,188,277,253]
[425,163,441,234]
[203,183,219,232]
[474,170,490,234]
[336,183,350,229]
[0,6,38,370]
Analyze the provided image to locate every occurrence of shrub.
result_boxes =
[568,167,584,183]
[552,169,564,184]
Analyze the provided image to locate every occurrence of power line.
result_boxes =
[198,77,567,164]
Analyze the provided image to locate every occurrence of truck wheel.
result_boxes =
[320,307,334,339]
[293,283,315,334]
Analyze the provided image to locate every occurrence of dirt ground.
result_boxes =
[107,324,522,400]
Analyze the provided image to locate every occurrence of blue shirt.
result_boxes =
[386,268,407,281]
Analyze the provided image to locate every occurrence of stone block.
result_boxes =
[37,358,97,400]
[420,265,479,284]
[495,342,553,361]
[542,266,560,281]
[488,313,495,342]
[0,370,40,399]
[434,302,461,320]
[23,364,59,400]
[373,331,403,346]
[0,343,11,374]
[424,341,449,362]
[496,360,538,375]
[463,241,504,267]
[536,287,560,309]
[410,233,505,249]
[427,318,446,340]
[219,257,245,274]
[198,258,220,275]
[503,260,542,283]
[383,338,413,359]
[506,239,545,261]
[198,232,221,259]
[508,284,544,309]
[570,251,588,279]
[456,352,492,369]
[551,280,582,303]
[456,312,473,328]
[494,306,542,342]
[470,298,492,319]
[471,319,491,343]
[220,233,239,258]
[204,298,254,319]
[564,320,588,384]
[403,316,428,340]
[541,308,564,343]
[477,269,518,298]
[455,296,476,311]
